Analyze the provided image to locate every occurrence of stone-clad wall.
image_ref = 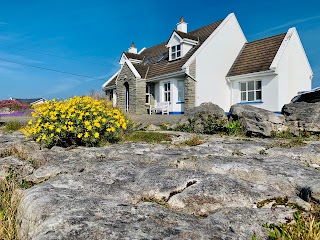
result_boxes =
[184,60,196,112]
[116,63,146,114]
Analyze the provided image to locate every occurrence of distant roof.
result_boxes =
[227,33,286,77]
[13,98,44,105]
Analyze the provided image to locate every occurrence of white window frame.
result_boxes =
[146,85,151,104]
[171,45,181,60]
[177,80,184,102]
[240,80,262,102]
[163,82,171,102]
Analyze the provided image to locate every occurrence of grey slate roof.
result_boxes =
[227,33,286,77]
[104,19,223,88]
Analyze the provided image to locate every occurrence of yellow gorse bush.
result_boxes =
[22,96,129,148]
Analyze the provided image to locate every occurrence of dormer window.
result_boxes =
[171,45,181,60]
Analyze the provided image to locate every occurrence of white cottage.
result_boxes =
[102,13,313,114]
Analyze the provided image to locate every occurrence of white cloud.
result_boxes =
[254,15,320,36]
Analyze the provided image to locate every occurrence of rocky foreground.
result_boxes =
[1,131,320,240]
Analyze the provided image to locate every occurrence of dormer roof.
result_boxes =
[173,30,198,42]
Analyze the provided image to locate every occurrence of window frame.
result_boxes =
[171,45,181,60]
[146,85,151,104]
[240,80,262,102]
[177,80,185,102]
[163,82,171,102]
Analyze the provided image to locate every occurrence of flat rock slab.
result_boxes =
[1,132,319,239]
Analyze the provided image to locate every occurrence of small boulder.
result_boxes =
[282,102,320,133]
[178,102,227,133]
[228,104,285,137]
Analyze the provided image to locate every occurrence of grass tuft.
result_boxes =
[123,131,172,144]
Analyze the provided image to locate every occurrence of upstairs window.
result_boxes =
[240,80,262,102]
[171,45,181,60]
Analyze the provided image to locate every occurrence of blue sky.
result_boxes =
[0,0,319,100]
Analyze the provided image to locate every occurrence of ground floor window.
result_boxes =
[240,80,262,102]
[177,80,184,102]
[146,85,151,104]
[163,82,171,102]
[109,89,113,101]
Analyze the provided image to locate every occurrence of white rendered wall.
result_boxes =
[153,77,185,113]
[195,14,247,112]
[231,74,279,112]
[276,30,312,110]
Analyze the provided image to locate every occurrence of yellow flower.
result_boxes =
[28,120,33,125]
[94,132,99,138]
[50,133,54,137]
[84,121,90,126]
[36,137,41,142]
[56,128,61,133]
[42,135,46,140]
[77,133,83,138]
[87,125,92,131]
[68,126,74,132]
[94,122,101,128]
[84,132,89,138]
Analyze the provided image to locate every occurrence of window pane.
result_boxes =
[168,93,170,101]
[248,81,254,91]
[256,81,262,90]
[248,91,254,101]
[240,83,246,91]
[172,46,176,52]
[177,51,181,57]
[256,91,262,100]
[167,83,170,90]
[164,84,167,91]
[177,45,181,50]
[146,95,149,103]
[241,92,246,101]
[171,53,175,59]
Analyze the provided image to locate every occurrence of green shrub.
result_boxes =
[263,212,320,240]
[22,96,129,148]
[175,114,243,136]
[4,122,23,132]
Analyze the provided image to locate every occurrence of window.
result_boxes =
[163,82,171,102]
[156,52,168,63]
[177,81,184,102]
[146,85,151,104]
[240,80,262,102]
[109,89,113,101]
[171,45,181,60]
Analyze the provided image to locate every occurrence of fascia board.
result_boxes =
[226,70,276,81]
[182,13,246,69]
[102,70,120,90]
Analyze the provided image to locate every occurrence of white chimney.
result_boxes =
[176,16,187,33]
[128,42,138,54]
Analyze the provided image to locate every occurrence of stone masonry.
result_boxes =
[184,60,196,112]
[116,63,146,114]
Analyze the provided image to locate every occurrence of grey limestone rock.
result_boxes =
[229,104,286,137]
[282,102,320,133]
[0,131,318,239]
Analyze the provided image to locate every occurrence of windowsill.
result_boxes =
[238,101,263,104]
[176,101,184,104]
